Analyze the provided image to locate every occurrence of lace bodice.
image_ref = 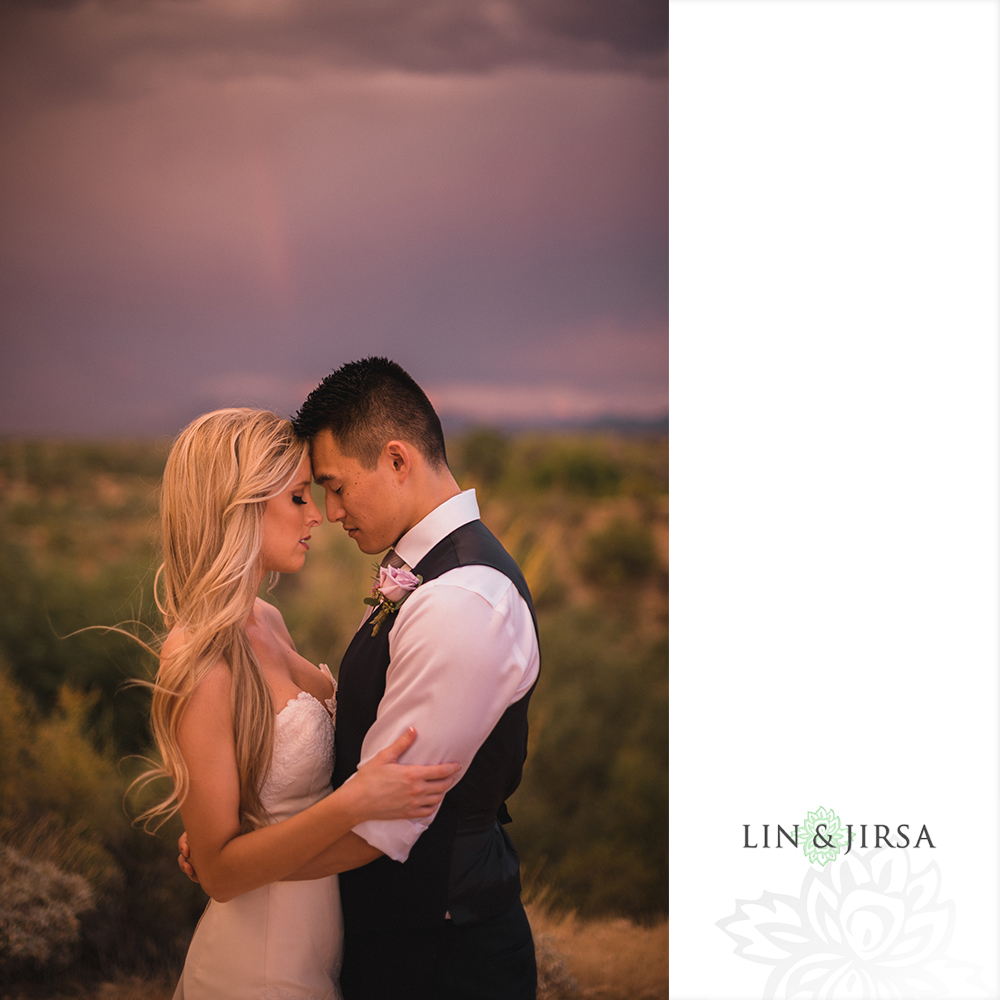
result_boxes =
[260,666,337,823]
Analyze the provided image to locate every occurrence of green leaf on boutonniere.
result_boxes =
[363,597,379,607]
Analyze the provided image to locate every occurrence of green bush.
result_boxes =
[579,518,659,589]
[528,444,622,497]
[0,440,167,490]
[0,516,159,755]
[0,665,125,835]
[455,427,510,487]
[513,609,668,920]
[0,660,203,982]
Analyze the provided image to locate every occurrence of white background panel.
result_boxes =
[670,2,1000,997]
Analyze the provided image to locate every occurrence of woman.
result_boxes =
[138,408,460,999]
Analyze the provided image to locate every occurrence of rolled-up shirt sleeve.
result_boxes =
[351,565,539,862]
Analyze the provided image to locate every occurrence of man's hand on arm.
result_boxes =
[177,829,383,882]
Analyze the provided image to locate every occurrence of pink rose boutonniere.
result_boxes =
[365,564,422,636]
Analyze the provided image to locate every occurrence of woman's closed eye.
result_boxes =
[292,494,307,506]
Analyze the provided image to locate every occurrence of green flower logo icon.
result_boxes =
[802,806,846,866]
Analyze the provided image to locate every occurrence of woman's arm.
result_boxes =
[281,831,383,880]
[176,661,458,903]
[178,830,382,884]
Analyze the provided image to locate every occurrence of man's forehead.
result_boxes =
[309,430,355,480]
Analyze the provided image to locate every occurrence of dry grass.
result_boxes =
[0,915,667,1000]
[0,977,175,1000]
[89,979,175,1000]
[528,905,668,1000]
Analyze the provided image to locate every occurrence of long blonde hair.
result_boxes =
[137,408,309,833]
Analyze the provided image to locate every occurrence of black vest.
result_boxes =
[333,519,538,930]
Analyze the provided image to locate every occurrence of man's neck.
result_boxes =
[400,472,462,540]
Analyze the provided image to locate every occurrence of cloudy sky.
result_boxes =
[0,0,667,436]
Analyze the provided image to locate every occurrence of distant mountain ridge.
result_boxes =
[440,413,669,436]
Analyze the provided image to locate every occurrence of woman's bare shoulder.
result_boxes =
[254,596,282,622]
[160,627,187,663]
[161,628,231,711]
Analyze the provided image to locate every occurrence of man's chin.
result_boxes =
[350,535,381,555]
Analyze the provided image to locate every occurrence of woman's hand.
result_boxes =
[178,832,199,882]
[175,727,461,897]
[350,727,462,821]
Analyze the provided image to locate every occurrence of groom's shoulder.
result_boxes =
[439,517,520,568]
[415,564,526,616]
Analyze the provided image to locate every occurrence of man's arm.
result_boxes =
[350,566,538,863]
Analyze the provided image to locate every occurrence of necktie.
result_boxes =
[381,548,407,570]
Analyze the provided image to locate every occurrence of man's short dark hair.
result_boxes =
[293,357,448,470]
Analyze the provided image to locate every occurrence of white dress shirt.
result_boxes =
[351,489,540,862]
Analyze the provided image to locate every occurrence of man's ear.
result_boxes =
[384,440,411,479]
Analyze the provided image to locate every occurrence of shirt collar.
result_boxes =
[393,489,480,569]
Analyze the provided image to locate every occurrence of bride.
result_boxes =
[137,408,460,999]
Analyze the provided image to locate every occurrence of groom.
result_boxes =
[291,357,539,999]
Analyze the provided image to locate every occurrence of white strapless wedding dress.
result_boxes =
[174,671,343,1000]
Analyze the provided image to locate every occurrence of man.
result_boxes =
[185,357,540,999]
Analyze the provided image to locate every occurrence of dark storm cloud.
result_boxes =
[285,0,669,73]
[0,0,666,108]
[0,0,666,435]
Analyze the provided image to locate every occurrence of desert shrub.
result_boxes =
[0,517,158,756]
[0,663,128,948]
[0,532,65,706]
[513,609,668,919]
[534,930,578,1000]
[0,843,94,976]
[527,905,668,1000]
[0,662,126,835]
[527,443,622,497]
[0,660,203,981]
[456,427,510,487]
[0,440,167,491]
[579,517,659,589]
